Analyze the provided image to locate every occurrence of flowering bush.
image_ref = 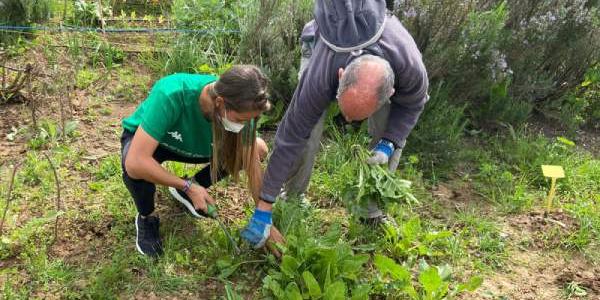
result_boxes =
[393,0,600,127]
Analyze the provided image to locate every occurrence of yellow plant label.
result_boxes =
[541,165,565,178]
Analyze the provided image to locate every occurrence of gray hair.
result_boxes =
[337,54,394,107]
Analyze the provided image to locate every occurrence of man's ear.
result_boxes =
[338,68,344,80]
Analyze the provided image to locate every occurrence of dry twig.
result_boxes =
[42,152,62,246]
[0,161,23,236]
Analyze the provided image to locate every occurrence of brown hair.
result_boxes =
[209,65,270,200]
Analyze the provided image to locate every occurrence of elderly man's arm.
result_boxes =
[241,53,335,249]
[260,67,335,203]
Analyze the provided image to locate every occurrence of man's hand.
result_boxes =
[185,184,216,215]
[241,208,272,249]
[367,138,394,165]
[367,139,402,172]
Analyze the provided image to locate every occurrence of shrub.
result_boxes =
[394,0,600,128]
[145,37,233,75]
[143,0,238,75]
[477,79,532,126]
[0,0,52,44]
[171,0,239,55]
[554,64,600,130]
[236,0,313,102]
[404,83,468,177]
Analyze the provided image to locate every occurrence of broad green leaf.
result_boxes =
[401,218,421,242]
[456,276,483,293]
[350,284,371,300]
[340,254,368,280]
[323,281,346,300]
[322,223,342,245]
[47,122,57,139]
[64,120,78,136]
[263,276,285,299]
[424,231,453,242]
[557,136,575,147]
[281,255,300,277]
[284,282,303,300]
[302,271,322,298]
[324,264,332,290]
[419,266,443,296]
[373,255,410,282]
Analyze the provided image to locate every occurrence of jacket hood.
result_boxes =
[314,0,387,50]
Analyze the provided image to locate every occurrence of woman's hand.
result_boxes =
[185,184,216,214]
[266,226,286,259]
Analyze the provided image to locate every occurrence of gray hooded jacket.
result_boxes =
[260,0,429,202]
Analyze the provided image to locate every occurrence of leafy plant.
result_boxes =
[27,120,78,150]
[75,68,99,89]
[556,64,600,130]
[374,255,483,299]
[89,40,125,69]
[72,0,112,26]
[224,282,244,300]
[0,0,52,45]
[263,202,371,300]
[144,37,233,76]
[477,79,532,127]
[382,217,453,264]
[340,145,418,218]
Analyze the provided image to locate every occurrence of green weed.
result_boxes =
[312,126,417,217]
[75,68,99,90]
[263,202,371,299]
[382,216,453,265]
[454,211,507,270]
[373,255,482,299]
[89,40,125,69]
[404,83,467,178]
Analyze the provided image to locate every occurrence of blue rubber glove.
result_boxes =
[241,209,272,249]
[367,139,394,165]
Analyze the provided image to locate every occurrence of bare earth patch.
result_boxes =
[474,250,598,300]
[469,211,597,299]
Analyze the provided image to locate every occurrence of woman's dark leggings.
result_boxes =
[120,130,225,216]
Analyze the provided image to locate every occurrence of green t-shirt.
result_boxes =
[122,73,217,158]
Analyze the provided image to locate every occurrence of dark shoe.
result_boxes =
[168,185,210,218]
[359,213,398,228]
[135,214,163,257]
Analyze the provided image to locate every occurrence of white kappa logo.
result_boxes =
[168,131,183,142]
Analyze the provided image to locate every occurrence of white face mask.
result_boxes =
[222,109,245,133]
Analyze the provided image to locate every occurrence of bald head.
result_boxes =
[337,55,394,122]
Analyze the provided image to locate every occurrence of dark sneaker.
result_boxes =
[135,214,163,257]
[359,213,398,228]
[168,186,209,218]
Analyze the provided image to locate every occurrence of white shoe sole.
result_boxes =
[168,187,203,218]
[135,213,145,255]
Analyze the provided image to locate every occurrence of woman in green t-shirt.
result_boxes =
[121,65,282,257]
